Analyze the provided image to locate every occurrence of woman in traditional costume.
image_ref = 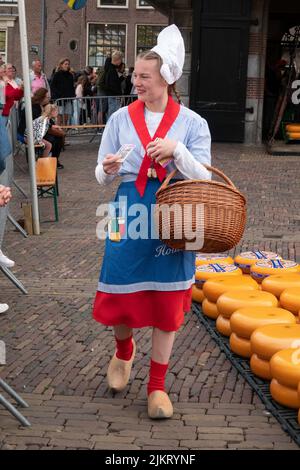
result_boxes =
[93,25,211,419]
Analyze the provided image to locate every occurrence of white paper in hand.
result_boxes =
[116,144,135,163]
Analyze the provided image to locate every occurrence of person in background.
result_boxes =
[11,66,23,87]
[105,51,123,119]
[30,59,51,96]
[1,63,23,122]
[0,183,12,314]
[50,58,75,126]
[0,54,4,67]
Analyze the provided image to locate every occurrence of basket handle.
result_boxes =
[157,164,237,194]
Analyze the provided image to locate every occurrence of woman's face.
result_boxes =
[41,93,50,106]
[5,64,14,80]
[51,108,58,119]
[133,59,167,104]
[62,60,70,71]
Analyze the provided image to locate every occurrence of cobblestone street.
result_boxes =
[0,138,299,450]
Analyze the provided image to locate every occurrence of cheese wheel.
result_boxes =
[262,273,300,298]
[202,298,219,320]
[250,353,271,380]
[230,307,296,339]
[250,324,300,360]
[217,290,278,319]
[196,254,233,267]
[287,132,300,140]
[280,288,300,316]
[250,259,300,283]
[286,124,300,132]
[216,314,231,336]
[270,379,300,409]
[229,332,251,358]
[234,251,281,274]
[203,275,258,303]
[270,348,300,388]
[192,284,205,304]
[195,263,242,287]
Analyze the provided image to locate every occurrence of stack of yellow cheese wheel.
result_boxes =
[234,251,281,274]
[280,288,300,317]
[286,124,300,132]
[216,290,278,337]
[250,259,300,284]
[192,284,205,304]
[229,307,296,358]
[270,348,300,409]
[195,263,242,288]
[262,273,300,299]
[202,275,259,320]
[196,254,234,266]
[250,324,300,380]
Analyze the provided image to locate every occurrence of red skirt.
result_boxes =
[92,288,192,332]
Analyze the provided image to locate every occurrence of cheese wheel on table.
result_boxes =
[203,275,258,303]
[229,307,296,358]
[196,254,233,267]
[192,284,205,304]
[262,273,300,298]
[270,349,300,409]
[202,298,219,320]
[234,251,281,274]
[250,259,300,283]
[250,324,300,380]
[286,124,300,132]
[217,290,278,320]
[280,288,300,316]
[195,263,242,288]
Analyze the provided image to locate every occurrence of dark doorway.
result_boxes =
[190,0,251,142]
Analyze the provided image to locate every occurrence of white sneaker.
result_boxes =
[0,303,9,314]
[0,250,15,268]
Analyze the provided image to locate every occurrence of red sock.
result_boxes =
[147,359,169,396]
[115,335,133,361]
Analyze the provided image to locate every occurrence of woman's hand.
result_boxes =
[146,138,177,164]
[102,154,122,175]
[0,185,12,207]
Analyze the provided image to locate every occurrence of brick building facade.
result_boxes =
[0,0,167,75]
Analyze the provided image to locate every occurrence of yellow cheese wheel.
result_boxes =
[270,348,300,388]
[235,251,281,274]
[287,132,300,140]
[280,288,300,316]
[195,263,242,287]
[192,284,205,303]
[217,290,278,319]
[250,324,300,360]
[250,259,300,283]
[216,314,231,336]
[230,307,296,339]
[203,275,258,303]
[270,379,300,409]
[286,124,300,132]
[229,332,251,358]
[250,353,271,380]
[196,254,233,267]
[262,273,300,298]
[202,298,219,320]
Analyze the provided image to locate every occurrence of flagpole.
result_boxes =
[17,0,40,235]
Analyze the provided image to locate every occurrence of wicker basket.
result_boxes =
[154,165,246,253]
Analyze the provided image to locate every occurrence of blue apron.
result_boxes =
[98,179,195,294]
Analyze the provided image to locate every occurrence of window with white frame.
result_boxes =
[136,25,166,56]
[98,0,128,7]
[136,0,153,8]
[0,30,7,63]
[88,23,126,67]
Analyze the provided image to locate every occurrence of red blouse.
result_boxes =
[2,83,23,117]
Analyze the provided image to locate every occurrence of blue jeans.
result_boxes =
[0,115,11,175]
[107,97,121,120]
